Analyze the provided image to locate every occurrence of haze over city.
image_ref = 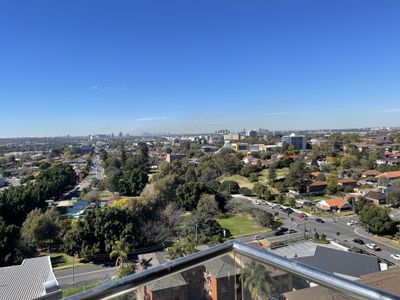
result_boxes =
[1,0,400,137]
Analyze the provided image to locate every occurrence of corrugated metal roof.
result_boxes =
[0,256,60,300]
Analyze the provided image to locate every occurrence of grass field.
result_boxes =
[219,175,254,189]
[99,190,113,200]
[48,252,90,271]
[259,168,289,182]
[62,282,103,297]
[218,214,268,237]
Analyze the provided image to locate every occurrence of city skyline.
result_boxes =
[1,0,400,137]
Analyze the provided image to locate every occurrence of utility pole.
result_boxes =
[72,254,75,284]
[195,223,198,242]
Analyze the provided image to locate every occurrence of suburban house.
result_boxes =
[0,256,61,300]
[376,157,400,166]
[384,185,400,197]
[365,191,386,206]
[307,181,327,194]
[316,198,350,212]
[376,171,400,181]
[165,153,186,163]
[338,178,358,188]
[362,170,381,179]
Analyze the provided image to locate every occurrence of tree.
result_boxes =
[119,168,148,196]
[276,194,285,204]
[243,262,277,300]
[268,166,277,182]
[176,182,202,211]
[167,239,197,259]
[288,197,296,207]
[285,160,310,192]
[219,180,240,195]
[196,194,219,215]
[0,218,35,267]
[387,190,400,207]
[253,183,272,200]
[250,209,275,227]
[327,175,339,194]
[21,207,65,249]
[239,187,252,196]
[359,204,396,235]
[110,239,130,268]
[181,212,222,243]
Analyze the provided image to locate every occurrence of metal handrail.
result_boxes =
[64,240,400,300]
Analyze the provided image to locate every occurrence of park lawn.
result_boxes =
[99,190,113,200]
[218,214,268,237]
[259,167,289,183]
[277,167,289,179]
[48,252,90,271]
[219,175,254,189]
[62,282,103,297]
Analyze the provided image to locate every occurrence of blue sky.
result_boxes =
[1,0,400,137]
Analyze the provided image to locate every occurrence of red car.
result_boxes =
[298,213,308,220]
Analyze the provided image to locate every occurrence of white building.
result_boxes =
[282,133,306,151]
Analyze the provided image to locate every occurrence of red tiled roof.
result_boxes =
[311,171,321,177]
[363,170,381,176]
[321,198,347,208]
[338,178,357,183]
[376,171,400,179]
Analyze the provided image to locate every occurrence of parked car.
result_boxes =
[349,247,363,254]
[253,235,262,240]
[315,218,324,223]
[274,230,284,236]
[366,243,381,251]
[279,227,288,232]
[288,229,297,234]
[298,213,308,220]
[390,254,400,260]
[347,220,358,226]
[353,238,365,245]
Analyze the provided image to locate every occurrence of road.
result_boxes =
[55,264,116,288]
[232,195,400,266]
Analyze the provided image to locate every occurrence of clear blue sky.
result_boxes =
[1,0,400,137]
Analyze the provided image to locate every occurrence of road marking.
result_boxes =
[56,267,115,279]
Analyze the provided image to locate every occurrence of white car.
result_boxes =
[366,243,381,251]
[347,220,358,226]
[390,254,400,260]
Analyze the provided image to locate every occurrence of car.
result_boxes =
[347,220,358,226]
[390,254,400,260]
[279,227,288,232]
[288,229,297,234]
[349,247,363,254]
[298,213,308,220]
[315,218,324,223]
[366,243,381,251]
[274,230,284,236]
[253,235,262,240]
[353,238,365,245]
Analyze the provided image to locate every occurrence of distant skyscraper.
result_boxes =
[282,133,306,150]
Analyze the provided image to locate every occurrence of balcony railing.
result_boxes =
[64,240,400,300]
